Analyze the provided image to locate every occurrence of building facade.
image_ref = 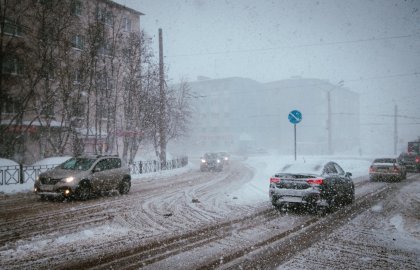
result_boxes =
[184,77,360,156]
[0,0,143,163]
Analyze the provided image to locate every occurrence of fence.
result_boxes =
[0,156,188,186]
[129,156,189,174]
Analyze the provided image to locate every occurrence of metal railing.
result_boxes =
[129,156,189,174]
[0,156,188,186]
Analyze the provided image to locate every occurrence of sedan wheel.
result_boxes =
[119,180,131,195]
[347,191,355,204]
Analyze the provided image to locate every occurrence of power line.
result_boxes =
[167,33,419,58]
[195,71,420,98]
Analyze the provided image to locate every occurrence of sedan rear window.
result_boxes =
[373,158,396,164]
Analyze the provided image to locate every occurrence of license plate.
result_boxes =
[280,196,303,203]
[42,185,55,191]
[281,190,302,197]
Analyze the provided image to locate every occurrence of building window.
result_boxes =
[123,17,131,32]
[74,70,83,84]
[39,0,53,7]
[2,55,23,75]
[73,101,85,117]
[96,7,113,26]
[96,73,113,90]
[1,97,22,114]
[41,62,55,80]
[70,0,82,16]
[71,34,84,50]
[99,102,108,119]
[98,41,113,56]
[105,77,113,90]
[2,18,23,37]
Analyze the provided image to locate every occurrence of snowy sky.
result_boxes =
[115,0,420,153]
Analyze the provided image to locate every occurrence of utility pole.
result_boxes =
[326,81,343,156]
[158,28,166,165]
[394,103,398,155]
[327,90,332,155]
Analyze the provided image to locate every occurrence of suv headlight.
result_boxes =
[201,159,206,163]
[63,176,75,183]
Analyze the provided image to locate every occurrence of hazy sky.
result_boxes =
[115,0,420,152]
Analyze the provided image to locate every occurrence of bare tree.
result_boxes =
[27,0,78,157]
[149,78,193,162]
[120,31,156,164]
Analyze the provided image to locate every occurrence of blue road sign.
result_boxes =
[288,110,302,124]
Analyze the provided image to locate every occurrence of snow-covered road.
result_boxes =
[0,155,419,269]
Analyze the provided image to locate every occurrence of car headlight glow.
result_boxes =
[217,159,221,163]
[64,176,74,183]
[201,159,206,163]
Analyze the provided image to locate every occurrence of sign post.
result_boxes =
[288,110,302,160]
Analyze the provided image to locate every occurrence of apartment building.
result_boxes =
[0,0,143,163]
[184,77,360,156]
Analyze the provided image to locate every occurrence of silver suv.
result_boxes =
[34,155,131,200]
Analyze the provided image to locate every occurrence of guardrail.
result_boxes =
[0,156,189,186]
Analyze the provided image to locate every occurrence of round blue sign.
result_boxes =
[288,110,302,124]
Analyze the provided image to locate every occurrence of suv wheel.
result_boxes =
[119,179,131,195]
[76,182,91,200]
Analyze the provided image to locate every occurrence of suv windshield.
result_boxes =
[59,158,96,171]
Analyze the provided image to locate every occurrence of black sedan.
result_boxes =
[269,161,354,214]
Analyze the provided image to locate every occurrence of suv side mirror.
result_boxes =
[93,167,101,173]
[345,172,352,177]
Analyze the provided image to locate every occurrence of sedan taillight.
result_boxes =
[270,177,281,183]
[306,178,324,185]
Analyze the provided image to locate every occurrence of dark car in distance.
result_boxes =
[269,161,354,214]
[398,152,420,173]
[200,152,223,172]
[369,157,407,181]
